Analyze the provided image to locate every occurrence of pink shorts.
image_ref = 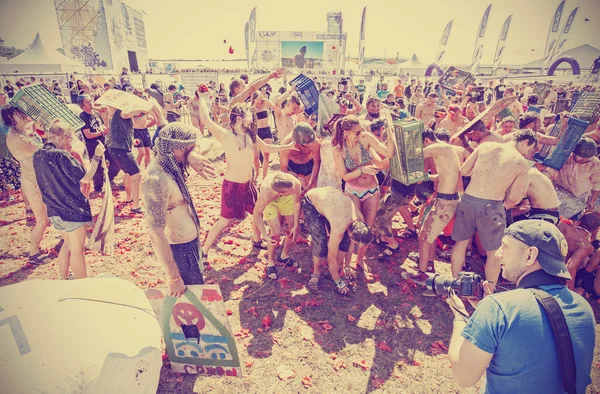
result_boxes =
[220,179,257,220]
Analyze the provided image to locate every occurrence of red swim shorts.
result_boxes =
[220,179,257,220]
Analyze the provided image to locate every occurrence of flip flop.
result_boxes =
[131,207,144,214]
[399,229,417,239]
[266,265,278,280]
[378,243,400,259]
[124,199,133,204]
[28,252,46,265]
[277,255,298,268]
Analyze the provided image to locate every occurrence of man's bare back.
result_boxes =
[305,187,361,232]
[424,142,460,194]
[143,161,198,244]
[439,116,469,137]
[462,142,530,202]
[527,167,560,209]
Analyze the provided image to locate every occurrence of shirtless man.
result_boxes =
[279,123,321,192]
[496,116,516,136]
[557,213,600,289]
[434,128,470,193]
[132,90,156,168]
[516,112,559,146]
[462,121,504,147]
[526,166,561,225]
[504,87,524,117]
[145,87,168,147]
[142,123,216,297]
[196,89,297,261]
[229,68,285,106]
[274,85,303,140]
[439,105,469,143]
[302,186,373,295]
[252,172,302,279]
[415,92,438,124]
[1,106,48,262]
[413,128,461,281]
[450,129,538,290]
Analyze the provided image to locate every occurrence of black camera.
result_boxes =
[423,272,483,298]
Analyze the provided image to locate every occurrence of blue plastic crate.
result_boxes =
[527,106,541,113]
[289,74,319,118]
[534,117,589,170]
[570,91,582,111]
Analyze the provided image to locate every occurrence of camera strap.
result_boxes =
[529,288,577,394]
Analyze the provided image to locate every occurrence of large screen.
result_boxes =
[281,41,324,69]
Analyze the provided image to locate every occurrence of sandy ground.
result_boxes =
[1,137,599,394]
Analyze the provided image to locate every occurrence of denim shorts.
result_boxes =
[49,216,88,233]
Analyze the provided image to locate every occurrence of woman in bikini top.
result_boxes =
[332,115,397,276]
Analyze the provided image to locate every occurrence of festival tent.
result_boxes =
[0,33,85,73]
[522,44,600,70]
[399,53,427,75]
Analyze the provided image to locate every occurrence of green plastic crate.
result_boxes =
[389,120,428,186]
[10,84,85,131]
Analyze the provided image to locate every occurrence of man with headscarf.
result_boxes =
[142,122,216,297]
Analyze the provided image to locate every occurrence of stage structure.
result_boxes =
[54,0,148,73]
[251,13,347,72]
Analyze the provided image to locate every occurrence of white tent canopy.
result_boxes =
[0,33,85,73]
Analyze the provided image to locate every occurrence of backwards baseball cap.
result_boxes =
[504,220,571,279]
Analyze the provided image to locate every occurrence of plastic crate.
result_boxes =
[389,120,428,185]
[497,107,515,121]
[534,117,589,170]
[10,83,85,131]
[570,91,582,110]
[570,92,600,124]
[289,74,319,117]
[527,106,541,114]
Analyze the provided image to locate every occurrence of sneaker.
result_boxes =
[411,270,430,285]
[408,251,419,261]
[426,261,436,274]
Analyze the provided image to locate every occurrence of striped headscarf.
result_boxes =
[154,122,200,231]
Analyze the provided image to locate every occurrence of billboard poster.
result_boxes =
[281,41,323,69]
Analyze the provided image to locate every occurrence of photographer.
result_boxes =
[446,220,594,392]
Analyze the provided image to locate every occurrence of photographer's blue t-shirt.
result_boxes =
[461,285,595,394]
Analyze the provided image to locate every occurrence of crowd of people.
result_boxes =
[1,66,599,391]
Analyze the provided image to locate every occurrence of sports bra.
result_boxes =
[256,111,268,120]
[344,141,372,171]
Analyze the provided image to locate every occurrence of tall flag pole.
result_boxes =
[435,19,454,64]
[248,7,257,72]
[244,22,250,72]
[541,0,566,73]
[547,7,579,68]
[470,4,493,75]
[358,7,366,73]
[491,15,512,75]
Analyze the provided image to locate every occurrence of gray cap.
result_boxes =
[504,220,571,279]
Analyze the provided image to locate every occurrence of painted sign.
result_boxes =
[145,285,241,376]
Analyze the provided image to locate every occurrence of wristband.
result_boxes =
[169,276,181,283]
[92,155,102,161]
[359,167,363,175]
